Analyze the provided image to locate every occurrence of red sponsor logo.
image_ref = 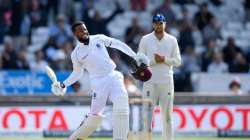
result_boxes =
[0,105,249,131]
[152,106,250,131]
[0,108,68,130]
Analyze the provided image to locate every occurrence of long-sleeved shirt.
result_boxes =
[138,32,181,84]
[63,34,136,87]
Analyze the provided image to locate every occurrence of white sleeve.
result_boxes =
[101,35,136,58]
[63,51,83,87]
[138,36,156,66]
[164,38,182,67]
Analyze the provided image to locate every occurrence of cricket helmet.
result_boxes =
[152,13,166,23]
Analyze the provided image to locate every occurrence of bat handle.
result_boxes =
[52,79,58,84]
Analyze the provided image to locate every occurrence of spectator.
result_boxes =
[179,6,203,46]
[246,49,250,65]
[80,0,94,26]
[181,46,200,73]
[179,6,192,24]
[125,17,144,52]
[1,37,18,69]
[207,52,228,73]
[29,0,47,28]
[45,0,59,20]
[62,41,74,70]
[8,0,22,37]
[43,37,70,70]
[244,0,250,22]
[48,14,73,47]
[223,37,242,65]
[175,0,194,5]
[202,17,221,45]
[201,40,220,71]
[178,18,195,53]
[58,0,75,23]
[0,53,2,69]
[42,37,58,62]
[229,78,243,95]
[20,0,31,43]
[194,2,214,31]
[153,0,177,27]
[81,0,93,12]
[82,2,123,35]
[16,50,29,70]
[210,0,223,7]
[123,17,145,65]
[229,52,249,73]
[0,0,12,43]
[30,50,48,72]
[9,0,30,50]
[130,0,147,11]
[52,49,67,70]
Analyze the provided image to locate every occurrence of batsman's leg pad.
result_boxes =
[113,95,129,140]
[68,114,102,140]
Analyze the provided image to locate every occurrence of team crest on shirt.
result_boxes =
[81,54,88,60]
[147,91,150,97]
[92,92,97,99]
[96,43,101,48]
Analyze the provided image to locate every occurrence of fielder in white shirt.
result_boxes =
[51,21,150,140]
[138,13,181,140]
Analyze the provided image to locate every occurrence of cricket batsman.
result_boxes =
[138,13,182,140]
[50,21,151,140]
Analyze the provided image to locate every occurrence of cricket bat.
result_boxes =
[45,66,57,83]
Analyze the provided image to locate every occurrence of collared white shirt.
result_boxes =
[63,34,136,86]
[138,32,181,83]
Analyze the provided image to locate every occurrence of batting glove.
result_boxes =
[51,82,67,96]
[131,53,152,82]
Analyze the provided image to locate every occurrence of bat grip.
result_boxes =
[60,83,66,88]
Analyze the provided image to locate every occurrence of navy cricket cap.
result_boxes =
[152,13,166,23]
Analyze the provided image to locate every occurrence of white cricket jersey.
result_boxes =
[138,32,181,84]
[63,34,136,87]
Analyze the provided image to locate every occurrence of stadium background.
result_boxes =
[0,0,250,139]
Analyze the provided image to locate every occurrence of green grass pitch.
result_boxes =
[0,137,249,140]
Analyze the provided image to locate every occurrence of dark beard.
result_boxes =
[154,29,164,34]
[79,37,89,45]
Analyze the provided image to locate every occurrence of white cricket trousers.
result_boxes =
[142,78,174,140]
[90,70,129,139]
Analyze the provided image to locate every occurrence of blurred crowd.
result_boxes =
[0,0,250,93]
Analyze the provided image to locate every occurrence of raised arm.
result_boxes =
[100,35,151,81]
[101,35,136,58]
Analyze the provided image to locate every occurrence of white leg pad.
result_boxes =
[113,96,129,140]
[68,114,102,140]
